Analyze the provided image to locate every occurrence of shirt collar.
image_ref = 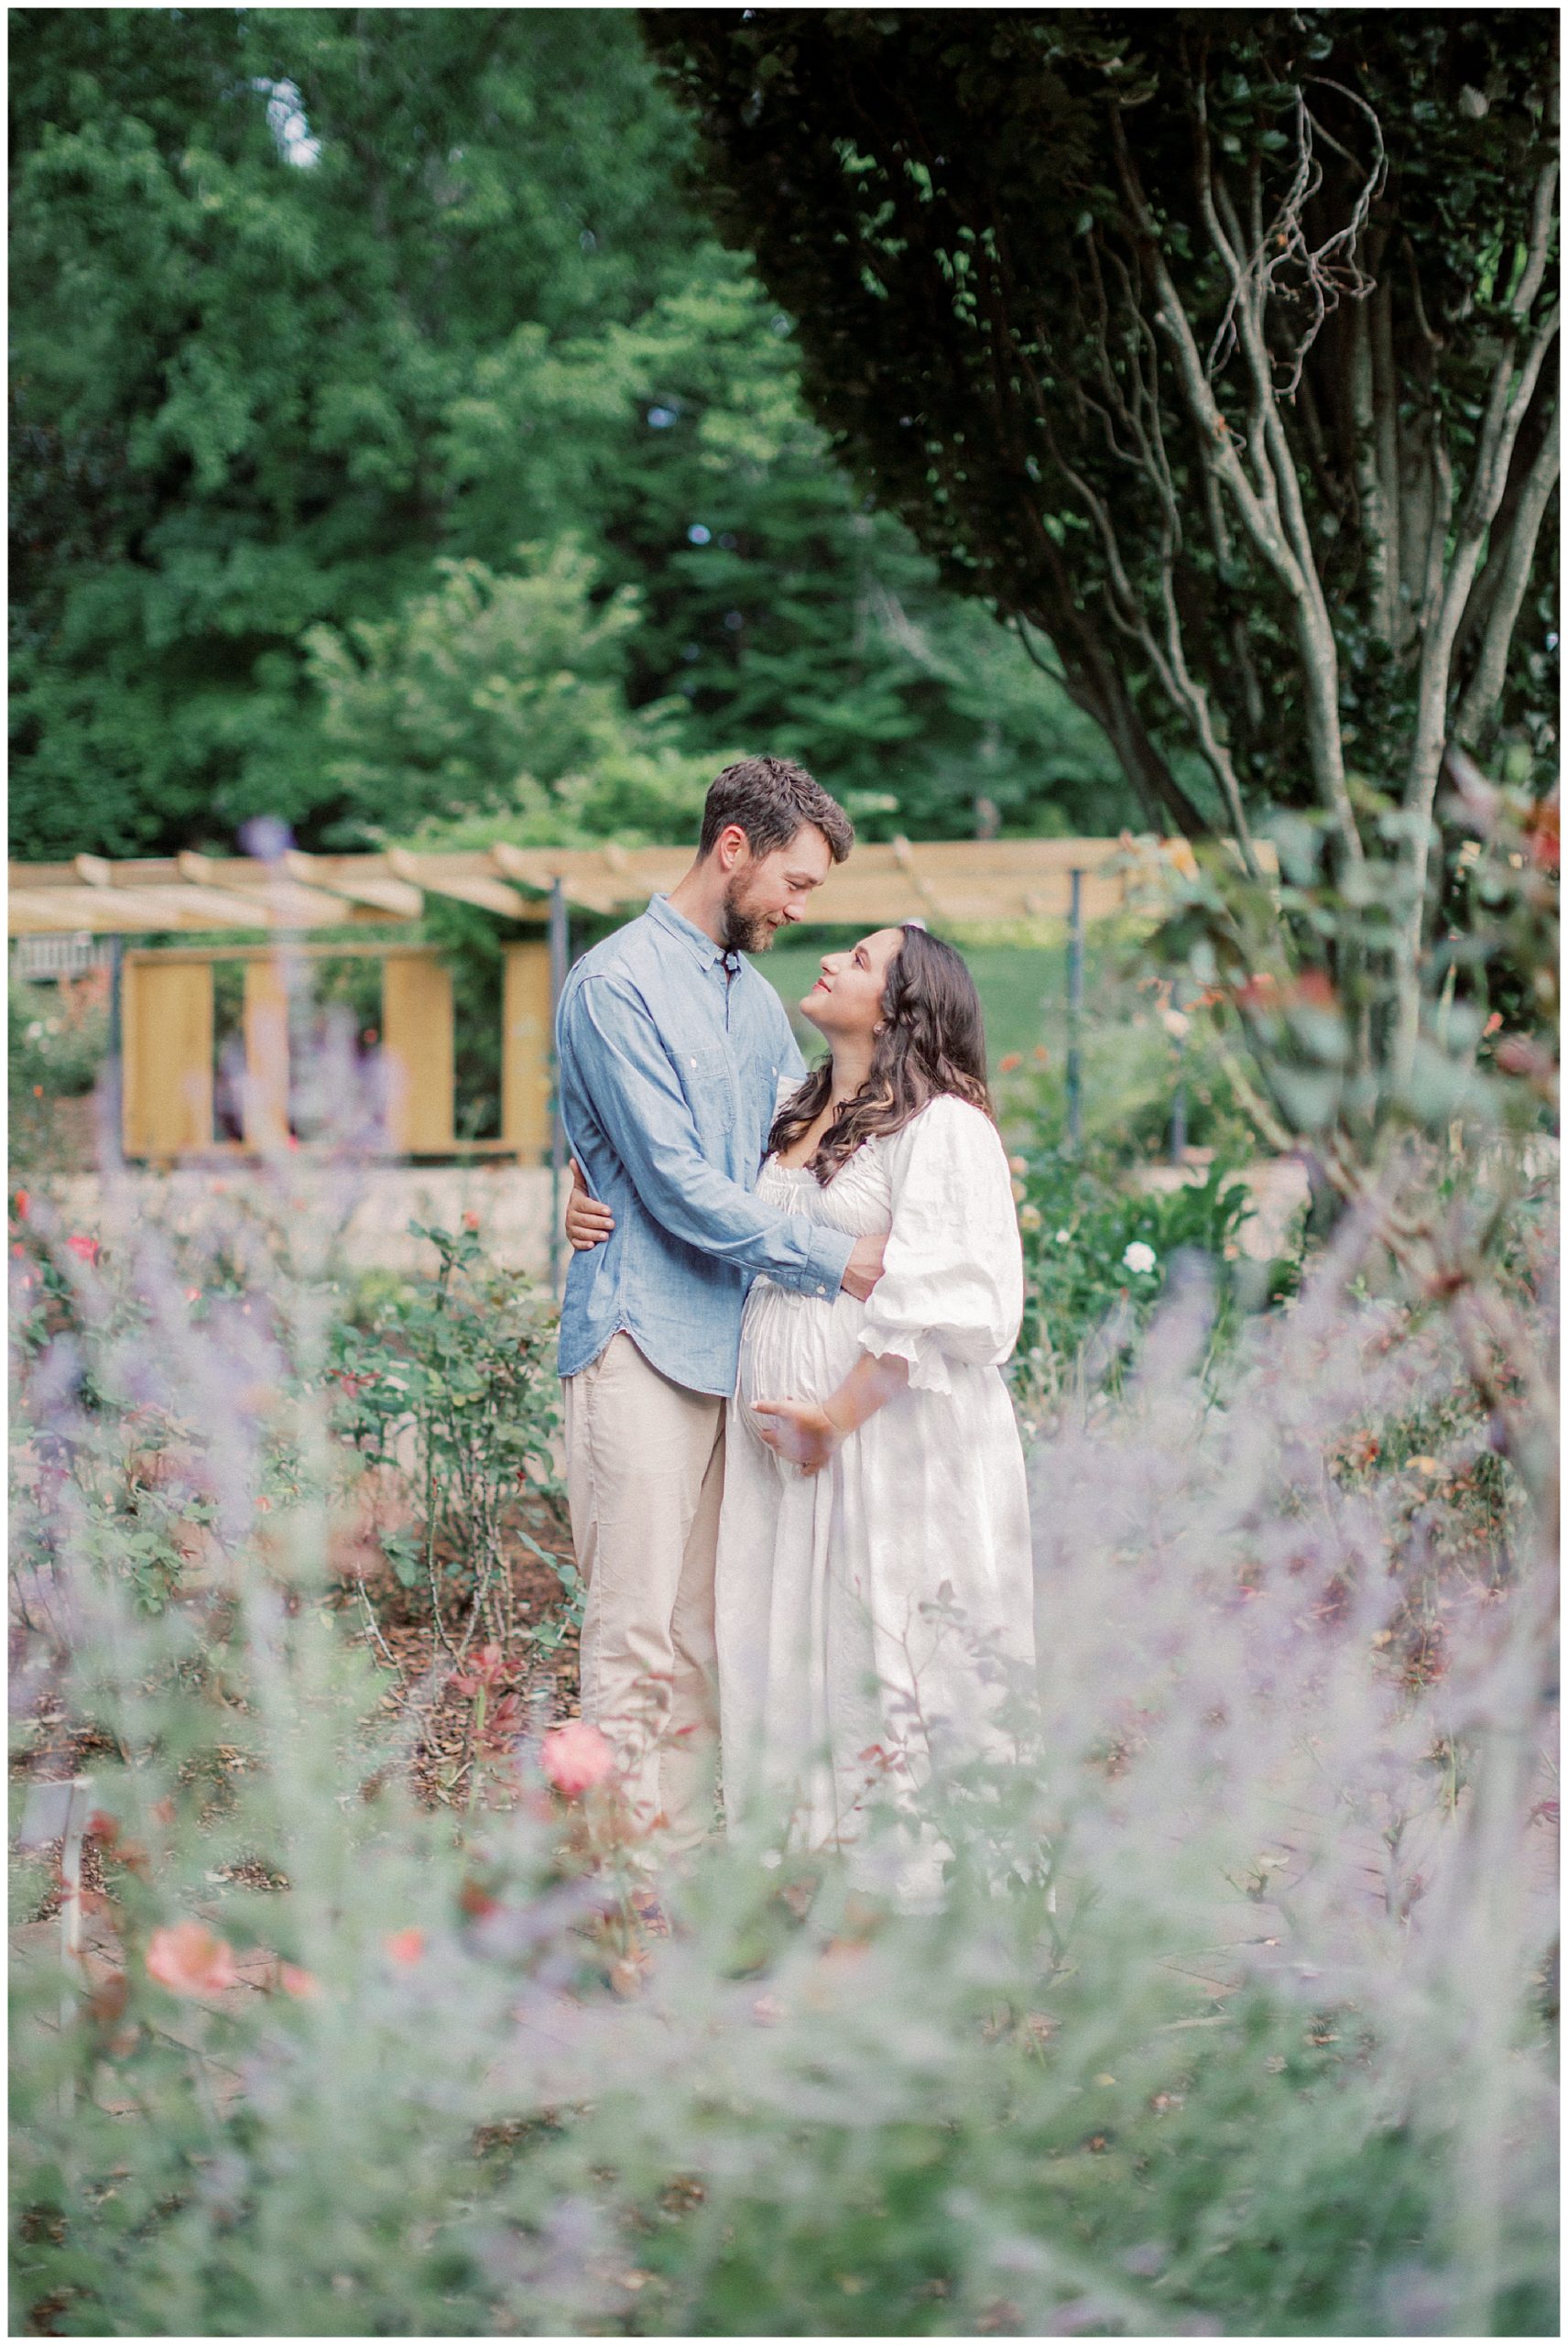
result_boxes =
[647,892,739,975]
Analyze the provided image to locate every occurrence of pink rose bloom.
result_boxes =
[384,1926,425,1967]
[541,1718,615,1797]
[278,1962,322,2000]
[65,1233,101,1266]
[146,1921,241,2000]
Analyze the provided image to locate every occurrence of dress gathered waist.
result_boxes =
[737,1157,889,1417]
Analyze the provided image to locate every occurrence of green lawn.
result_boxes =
[759,940,1073,1072]
[757,927,1227,1159]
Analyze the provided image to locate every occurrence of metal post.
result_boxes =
[17,1775,93,2115]
[105,934,123,1062]
[548,879,569,1299]
[103,934,125,1169]
[1169,975,1189,1165]
[1066,867,1084,1153]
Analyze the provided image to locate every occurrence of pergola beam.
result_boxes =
[9,887,205,934]
[9,852,414,933]
[8,834,1208,940]
[170,852,356,930]
[282,851,426,918]
[384,848,538,922]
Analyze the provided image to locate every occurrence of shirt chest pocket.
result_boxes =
[677,1044,736,1137]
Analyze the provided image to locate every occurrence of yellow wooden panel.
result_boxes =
[122,960,213,1159]
[381,955,454,1153]
[242,958,290,1150]
[501,941,553,1163]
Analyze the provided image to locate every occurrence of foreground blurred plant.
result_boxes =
[9,1095,1556,2334]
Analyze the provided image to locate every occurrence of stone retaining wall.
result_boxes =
[39,1161,563,1284]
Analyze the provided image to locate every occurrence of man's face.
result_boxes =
[719,824,834,954]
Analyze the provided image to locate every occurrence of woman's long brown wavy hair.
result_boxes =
[768,923,995,1184]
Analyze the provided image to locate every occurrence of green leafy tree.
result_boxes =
[11,7,1134,864]
[304,537,712,844]
[548,250,1133,835]
[648,8,1559,1072]
[9,8,713,855]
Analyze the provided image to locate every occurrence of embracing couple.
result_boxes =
[556,756,1033,1909]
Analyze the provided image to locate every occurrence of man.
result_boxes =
[555,755,883,1861]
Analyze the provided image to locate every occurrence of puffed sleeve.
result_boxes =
[857,1096,1024,1394]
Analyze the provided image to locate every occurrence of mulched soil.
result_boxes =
[325,1488,583,1809]
[11,1487,583,1919]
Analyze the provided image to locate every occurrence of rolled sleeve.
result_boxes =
[563,977,855,1296]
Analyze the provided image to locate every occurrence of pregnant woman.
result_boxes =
[568,923,1034,1907]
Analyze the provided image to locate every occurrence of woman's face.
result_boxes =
[800,927,905,1042]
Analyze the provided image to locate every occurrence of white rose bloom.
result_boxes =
[1053,1228,1072,1245]
[1122,1240,1158,1274]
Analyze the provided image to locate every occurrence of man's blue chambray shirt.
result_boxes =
[555,894,855,1397]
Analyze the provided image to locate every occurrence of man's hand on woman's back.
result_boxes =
[564,1158,615,1250]
[841,1234,886,1299]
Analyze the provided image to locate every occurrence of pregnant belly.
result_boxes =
[737,1281,867,1423]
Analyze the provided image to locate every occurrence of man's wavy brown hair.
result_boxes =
[768,924,994,1184]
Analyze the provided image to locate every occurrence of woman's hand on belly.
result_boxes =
[752,1397,842,1476]
[753,1350,912,1474]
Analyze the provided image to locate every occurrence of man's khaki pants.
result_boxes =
[562,1333,724,1860]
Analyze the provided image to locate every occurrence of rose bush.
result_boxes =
[1003,1145,1282,1401]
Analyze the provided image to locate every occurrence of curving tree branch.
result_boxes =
[1454,404,1561,751]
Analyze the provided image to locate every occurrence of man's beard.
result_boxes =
[719,878,779,955]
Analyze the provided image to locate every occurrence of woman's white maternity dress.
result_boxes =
[715,1092,1035,1905]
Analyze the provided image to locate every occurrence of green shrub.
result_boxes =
[9,976,111,1174]
[1005,1150,1300,1399]
[9,977,109,1105]
[329,1217,568,1657]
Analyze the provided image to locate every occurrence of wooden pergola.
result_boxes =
[8,835,1194,1162]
